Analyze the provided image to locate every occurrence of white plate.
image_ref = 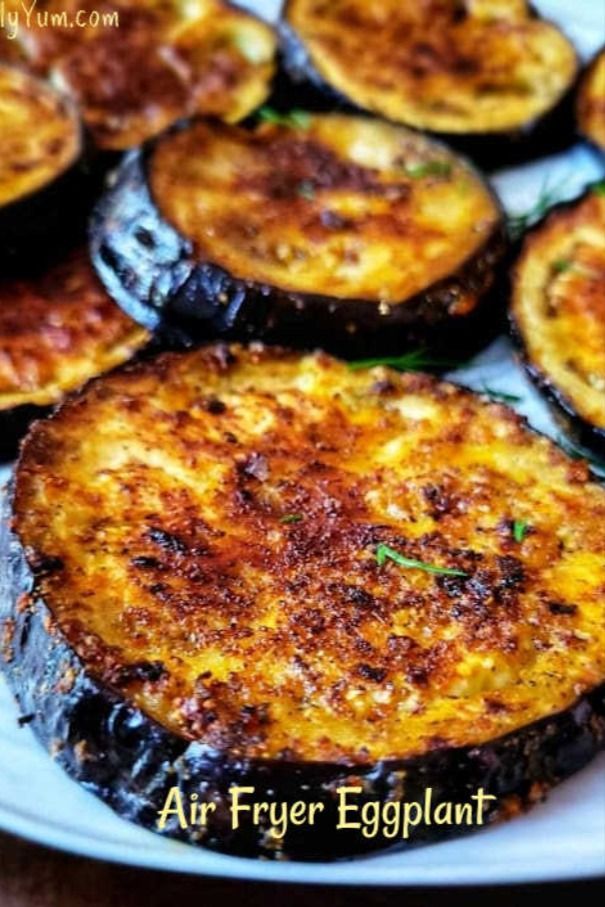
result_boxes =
[1,0,604,886]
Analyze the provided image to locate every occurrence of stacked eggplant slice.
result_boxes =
[578,48,605,153]
[1,0,605,866]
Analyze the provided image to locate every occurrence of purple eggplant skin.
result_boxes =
[90,133,509,360]
[276,17,579,173]
[1,485,605,861]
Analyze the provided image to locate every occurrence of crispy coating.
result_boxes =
[512,188,605,432]
[578,48,605,152]
[14,344,605,762]
[0,63,79,207]
[285,0,577,134]
[151,115,501,304]
[18,0,276,150]
[0,248,148,409]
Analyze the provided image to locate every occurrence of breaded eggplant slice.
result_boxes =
[578,48,605,153]
[0,62,88,266]
[17,0,277,151]
[91,114,507,357]
[511,185,605,456]
[2,343,605,860]
[280,0,579,166]
[0,246,149,459]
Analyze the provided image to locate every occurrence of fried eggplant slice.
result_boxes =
[0,246,149,459]
[2,343,605,859]
[578,48,605,153]
[91,114,506,356]
[511,185,605,455]
[18,0,277,151]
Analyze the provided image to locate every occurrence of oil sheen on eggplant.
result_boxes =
[2,344,605,860]
[279,0,579,167]
[91,114,507,357]
[510,185,605,456]
[0,62,89,266]
[578,48,605,153]
[0,246,149,460]
[16,0,277,151]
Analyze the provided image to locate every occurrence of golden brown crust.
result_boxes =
[18,0,276,150]
[14,344,605,763]
[511,188,605,433]
[150,115,501,304]
[285,0,578,134]
[578,48,605,151]
[0,62,80,207]
[0,247,148,409]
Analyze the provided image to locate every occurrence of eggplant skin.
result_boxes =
[0,487,603,861]
[90,126,507,359]
[509,185,605,458]
[577,49,605,154]
[277,2,578,170]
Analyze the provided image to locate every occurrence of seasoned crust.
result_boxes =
[149,115,503,304]
[13,344,605,763]
[511,187,605,445]
[283,0,578,135]
[578,48,605,152]
[0,62,80,207]
[18,0,276,150]
[0,247,149,410]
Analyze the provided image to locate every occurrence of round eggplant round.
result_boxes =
[16,0,277,152]
[278,0,579,169]
[0,63,94,269]
[0,245,149,461]
[90,114,507,358]
[577,47,605,154]
[510,184,605,457]
[2,343,605,860]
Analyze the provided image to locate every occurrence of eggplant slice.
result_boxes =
[91,114,507,357]
[0,246,149,460]
[280,0,578,165]
[17,0,277,151]
[578,48,605,153]
[2,343,605,860]
[0,62,88,266]
[511,185,605,456]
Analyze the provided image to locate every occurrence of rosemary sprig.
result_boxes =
[375,544,468,577]
[512,520,529,543]
[258,107,311,129]
[349,349,466,373]
[481,385,523,404]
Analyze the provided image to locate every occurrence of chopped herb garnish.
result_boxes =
[593,182,605,197]
[258,107,311,129]
[507,179,568,242]
[280,513,303,524]
[375,544,468,577]
[481,385,523,404]
[297,180,316,200]
[552,259,573,274]
[512,520,529,543]
[349,348,466,373]
[404,161,452,179]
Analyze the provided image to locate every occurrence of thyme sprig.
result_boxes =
[375,544,468,577]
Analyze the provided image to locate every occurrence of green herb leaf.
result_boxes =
[593,182,605,197]
[507,179,568,242]
[349,349,466,373]
[258,107,311,129]
[481,385,523,404]
[280,513,303,524]
[512,520,529,543]
[552,259,573,274]
[375,544,468,577]
[403,161,452,179]
[297,180,316,200]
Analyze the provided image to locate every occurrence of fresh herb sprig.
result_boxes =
[375,544,468,577]
[481,385,523,404]
[507,179,569,242]
[512,520,529,543]
[258,107,311,129]
[349,349,466,373]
